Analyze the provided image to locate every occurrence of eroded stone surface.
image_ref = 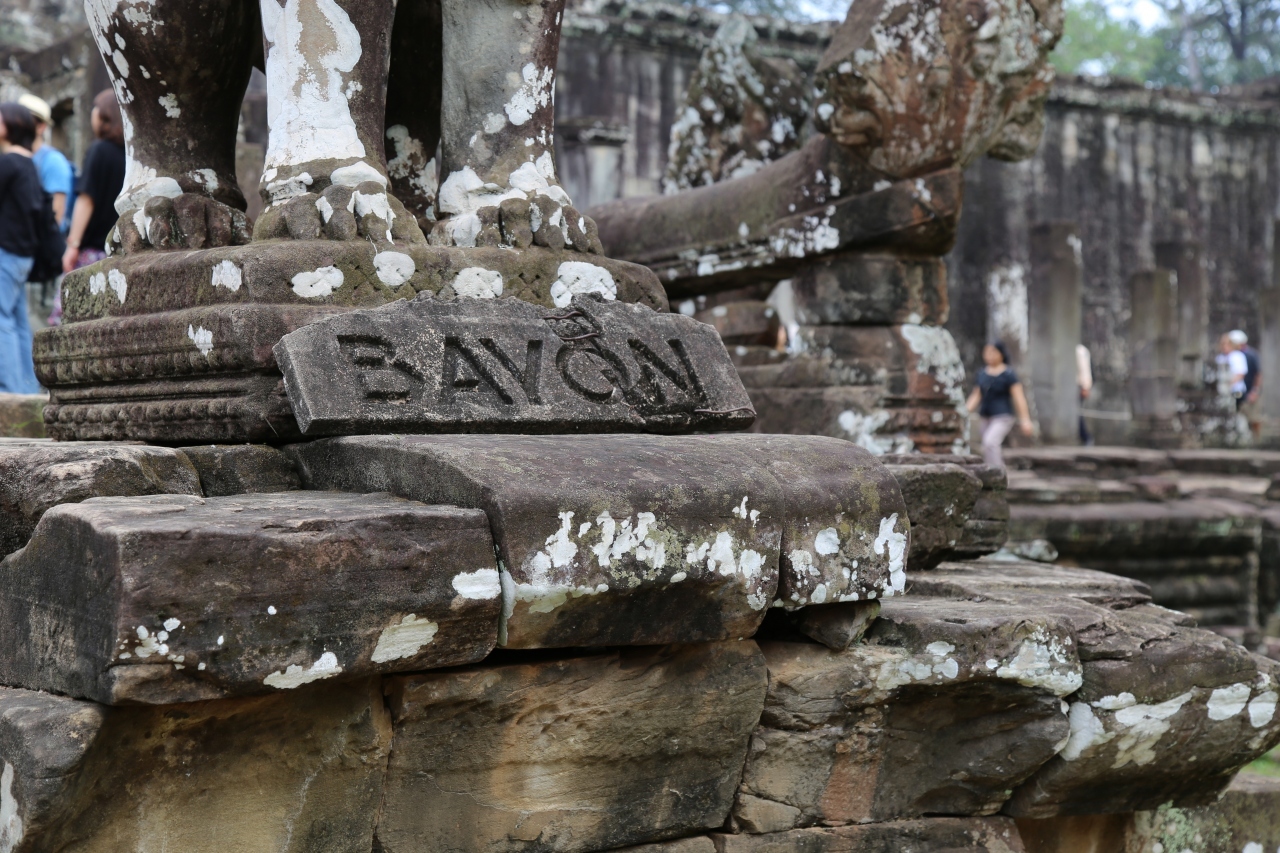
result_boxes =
[736,598,1080,829]
[276,294,755,436]
[791,254,948,326]
[0,679,389,853]
[291,433,908,648]
[178,444,301,496]
[0,395,46,440]
[712,818,1027,853]
[0,492,499,704]
[697,434,909,608]
[0,440,201,556]
[378,642,767,853]
[912,561,1280,817]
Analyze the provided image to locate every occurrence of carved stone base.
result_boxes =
[38,242,668,443]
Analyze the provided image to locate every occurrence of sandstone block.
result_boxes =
[275,294,755,436]
[736,597,1080,829]
[711,818,1026,853]
[0,679,390,852]
[0,440,202,555]
[790,253,948,326]
[913,561,1280,817]
[292,434,784,647]
[0,492,500,704]
[885,462,982,569]
[178,444,302,495]
[377,642,767,853]
[691,435,909,607]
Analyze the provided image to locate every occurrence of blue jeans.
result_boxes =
[0,248,40,394]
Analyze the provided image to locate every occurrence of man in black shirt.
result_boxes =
[62,90,126,274]
[0,102,45,392]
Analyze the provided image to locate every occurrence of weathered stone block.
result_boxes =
[885,462,982,569]
[377,642,767,853]
[693,434,909,607]
[911,561,1280,817]
[178,444,302,495]
[0,679,390,852]
[0,492,500,704]
[736,598,1080,829]
[791,253,948,326]
[711,818,1027,853]
[286,438,778,649]
[275,294,755,436]
[0,440,202,555]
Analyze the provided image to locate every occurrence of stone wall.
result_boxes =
[948,78,1280,446]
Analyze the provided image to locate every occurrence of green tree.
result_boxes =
[1052,0,1172,80]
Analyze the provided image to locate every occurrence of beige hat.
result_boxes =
[17,93,51,125]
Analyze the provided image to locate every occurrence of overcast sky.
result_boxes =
[1112,0,1166,29]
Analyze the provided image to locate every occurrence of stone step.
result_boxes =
[0,439,202,557]
[0,492,501,704]
[1009,500,1262,559]
[288,433,908,648]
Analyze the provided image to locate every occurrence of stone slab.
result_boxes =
[178,443,302,495]
[790,253,948,326]
[275,294,755,435]
[711,818,1026,853]
[0,439,202,556]
[1008,500,1262,559]
[0,492,500,704]
[693,434,909,607]
[693,301,781,346]
[911,561,1280,817]
[885,462,982,569]
[377,642,767,853]
[736,599,1079,829]
[290,434,908,647]
[0,679,389,852]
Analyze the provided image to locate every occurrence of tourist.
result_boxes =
[1077,343,1093,446]
[1229,329,1262,440]
[61,90,125,276]
[18,94,73,230]
[0,103,46,393]
[965,341,1033,468]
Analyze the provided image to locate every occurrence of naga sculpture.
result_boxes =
[592,0,1063,295]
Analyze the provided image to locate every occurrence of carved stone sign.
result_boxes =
[275,295,756,435]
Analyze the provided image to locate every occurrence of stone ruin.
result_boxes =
[0,0,1276,850]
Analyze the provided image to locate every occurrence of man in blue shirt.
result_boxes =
[18,94,73,232]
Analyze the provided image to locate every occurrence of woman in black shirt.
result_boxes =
[965,341,1032,467]
[0,103,43,393]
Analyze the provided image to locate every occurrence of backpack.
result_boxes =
[1243,346,1261,394]
[26,188,66,284]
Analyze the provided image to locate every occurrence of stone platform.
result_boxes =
[0,437,1273,850]
[1003,446,1280,646]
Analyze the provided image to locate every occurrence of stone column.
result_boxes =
[1154,239,1208,389]
[1259,220,1280,443]
[1027,222,1083,445]
[1129,269,1179,446]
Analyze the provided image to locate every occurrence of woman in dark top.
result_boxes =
[965,341,1032,467]
[0,103,44,393]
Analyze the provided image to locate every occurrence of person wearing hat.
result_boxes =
[17,94,72,231]
[1229,329,1262,440]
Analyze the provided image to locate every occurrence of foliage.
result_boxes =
[1052,0,1280,88]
